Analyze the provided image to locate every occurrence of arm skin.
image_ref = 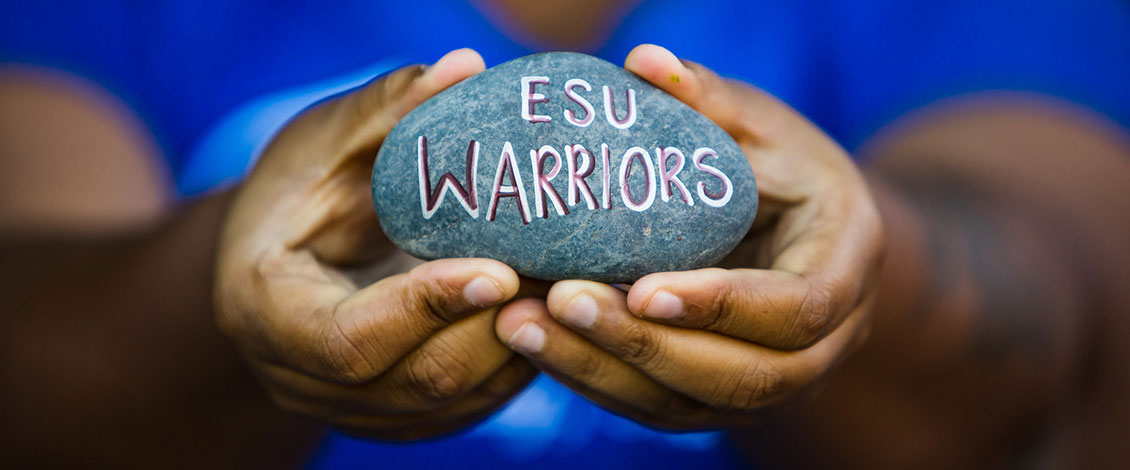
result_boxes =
[1,52,540,467]
[732,96,1130,469]
[0,68,323,467]
[0,194,325,468]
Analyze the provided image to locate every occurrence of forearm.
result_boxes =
[733,98,1130,468]
[851,106,1130,464]
[864,172,1090,401]
[737,169,1095,467]
[0,192,322,467]
[2,192,229,333]
[858,98,1130,399]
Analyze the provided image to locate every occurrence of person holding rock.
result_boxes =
[3,0,1129,468]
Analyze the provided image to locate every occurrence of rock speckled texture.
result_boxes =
[372,52,757,282]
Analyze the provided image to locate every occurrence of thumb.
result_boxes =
[623,44,794,148]
[259,48,486,174]
[280,49,486,264]
[328,48,487,169]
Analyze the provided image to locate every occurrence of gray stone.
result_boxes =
[372,52,757,282]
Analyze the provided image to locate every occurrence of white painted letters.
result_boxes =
[563,79,595,127]
[619,146,656,212]
[601,143,612,209]
[602,85,637,130]
[417,136,479,219]
[655,146,693,206]
[411,74,738,224]
[692,147,734,207]
[487,142,532,224]
[412,140,734,222]
[520,76,551,123]
[530,145,569,218]
[565,144,598,210]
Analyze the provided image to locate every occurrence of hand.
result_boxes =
[214,49,537,440]
[495,44,883,429]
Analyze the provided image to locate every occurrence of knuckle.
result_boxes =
[615,322,662,365]
[702,273,736,330]
[319,315,380,384]
[574,349,605,380]
[790,283,835,348]
[404,342,474,403]
[404,285,446,325]
[724,360,786,411]
[404,267,460,324]
[560,346,606,383]
[682,60,718,89]
[355,65,425,116]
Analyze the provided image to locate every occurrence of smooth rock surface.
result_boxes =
[372,52,757,282]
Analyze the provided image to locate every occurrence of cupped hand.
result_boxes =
[214,49,537,440]
[495,44,883,429]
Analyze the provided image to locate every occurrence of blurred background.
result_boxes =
[2,0,1128,468]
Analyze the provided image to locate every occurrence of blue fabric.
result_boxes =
[4,0,1128,184]
[3,0,1129,467]
[310,375,743,469]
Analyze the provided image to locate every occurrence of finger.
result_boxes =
[495,299,738,430]
[278,49,486,264]
[256,48,484,177]
[258,349,535,420]
[626,267,842,350]
[358,307,517,411]
[253,308,516,414]
[623,44,794,147]
[543,281,867,411]
[333,357,536,442]
[625,44,828,206]
[283,357,537,442]
[325,47,486,168]
[625,44,882,351]
[626,167,882,350]
[246,257,519,384]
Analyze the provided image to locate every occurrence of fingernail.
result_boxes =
[507,322,545,354]
[464,277,504,306]
[560,294,598,329]
[643,290,683,319]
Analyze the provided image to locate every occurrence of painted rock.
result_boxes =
[372,52,757,282]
